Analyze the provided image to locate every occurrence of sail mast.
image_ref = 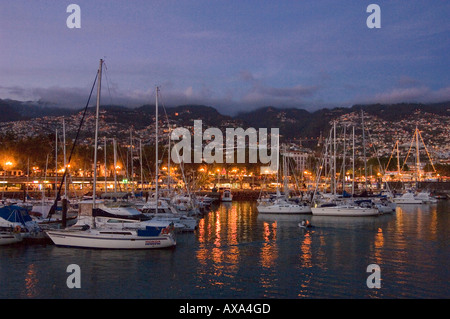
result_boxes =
[396,140,401,180]
[104,137,107,193]
[415,126,420,182]
[140,138,143,193]
[63,119,67,199]
[155,86,159,214]
[113,138,117,193]
[55,129,58,198]
[361,110,367,191]
[92,59,103,225]
[130,129,134,195]
[342,125,346,193]
[352,125,355,197]
[333,121,336,198]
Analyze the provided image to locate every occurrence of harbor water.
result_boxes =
[0,201,448,299]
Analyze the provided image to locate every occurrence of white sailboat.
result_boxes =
[257,196,312,214]
[0,205,44,241]
[46,61,176,249]
[257,145,312,214]
[311,121,378,217]
[141,199,198,231]
[0,231,22,246]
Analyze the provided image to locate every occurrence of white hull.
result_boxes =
[0,232,23,245]
[46,228,176,249]
[393,192,423,204]
[257,203,312,214]
[393,198,423,204]
[375,204,396,214]
[415,192,438,204]
[311,206,379,217]
[150,215,198,231]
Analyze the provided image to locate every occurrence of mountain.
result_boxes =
[0,98,449,142]
[135,104,233,127]
[349,102,450,121]
[0,99,73,122]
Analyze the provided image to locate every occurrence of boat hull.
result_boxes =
[0,232,23,245]
[311,206,379,217]
[46,229,176,249]
[393,199,423,204]
[257,204,312,214]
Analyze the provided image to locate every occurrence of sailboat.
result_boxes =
[257,145,312,214]
[46,60,176,249]
[0,231,22,246]
[392,126,438,204]
[0,205,44,241]
[311,120,379,217]
[30,131,78,229]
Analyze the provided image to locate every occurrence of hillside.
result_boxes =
[0,98,449,142]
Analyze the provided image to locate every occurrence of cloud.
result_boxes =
[368,86,450,104]
[2,80,449,118]
[238,70,319,108]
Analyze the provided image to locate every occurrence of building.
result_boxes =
[283,150,310,173]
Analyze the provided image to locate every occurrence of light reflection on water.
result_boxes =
[0,200,448,298]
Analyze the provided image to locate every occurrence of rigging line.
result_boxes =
[102,61,114,106]
[417,129,437,172]
[48,70,99,220]
[158,89,192,200]
[385,141,397,173]
[401,130,416,172]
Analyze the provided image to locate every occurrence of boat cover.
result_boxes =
[0,206,33,224]
[137,226,164,237]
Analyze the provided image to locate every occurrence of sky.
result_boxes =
[0,0,449,115]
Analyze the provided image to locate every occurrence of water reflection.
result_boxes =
[1,200,447,298]
[22,264,38,298]
[300,232,312,268]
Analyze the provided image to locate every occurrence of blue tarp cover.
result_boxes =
[137,226,163,237]
[0,206,32,224]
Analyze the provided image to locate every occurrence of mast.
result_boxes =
[130,129,134,195]
[361,110,367,191]
[113,138,117,193]
[92,58,103,225]
[333,121,336,198]
[42,154,49,206]
[55,129,58,198]
[63,118,67,199]
[168,130,171,194]
[26,158,29,202]
[104,137,107,193]
[352,125,355,197]
[342,124,346,193]
[396,140,401,180]
[415,126,420,182]
[140,138,143,193]
[155,86,159,214]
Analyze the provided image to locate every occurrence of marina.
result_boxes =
[1,1,449,304]
[0,200,448,299]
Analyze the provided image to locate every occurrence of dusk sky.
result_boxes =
[1,1,449,115]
